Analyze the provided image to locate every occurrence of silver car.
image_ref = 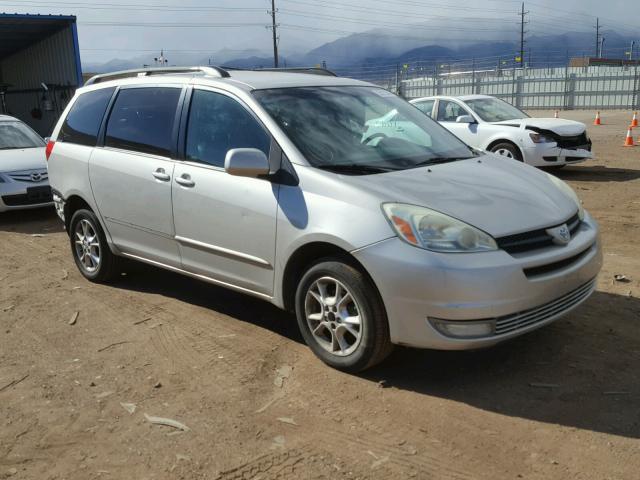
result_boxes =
[46,67,602,371]
[0,115,52,212]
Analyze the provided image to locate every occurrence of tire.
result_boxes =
[69,209,120,282]
[490,142,523,161]
[294,259,393,372]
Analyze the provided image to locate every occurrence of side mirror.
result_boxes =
[224,148,270,178]
[456,115,476,124]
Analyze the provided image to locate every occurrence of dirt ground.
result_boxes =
[1,110,639,480]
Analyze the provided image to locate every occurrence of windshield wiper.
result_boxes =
[316,164,395,175]
[412,156,474,167]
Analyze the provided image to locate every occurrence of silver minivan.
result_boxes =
[47,67,602,371]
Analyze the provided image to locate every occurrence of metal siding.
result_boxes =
[0,27,79,88]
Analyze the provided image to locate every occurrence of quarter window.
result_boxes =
[437,100,470,122]
[185,89,271,168]
[59,87,115,146]
[105,87,181,157]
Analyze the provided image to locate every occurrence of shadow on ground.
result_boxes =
[0,207,60,234]
[111,260,640,439]
[556,165,640,182]
[364,290,640,439]
[112,260,304,345]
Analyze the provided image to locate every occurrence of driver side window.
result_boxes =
[185,89,271,168]
[437,100,469,123]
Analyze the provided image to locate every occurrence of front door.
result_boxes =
[436,99,479,146]
[89,86,183,266]
[172,88,278,296]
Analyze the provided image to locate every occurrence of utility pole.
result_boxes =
[595,18,601,58]
[268,0,279,67]
[518,2,529,68]
[629,41,635,61]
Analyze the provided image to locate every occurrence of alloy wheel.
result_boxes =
[74,218,101,273]
[304,276,363,356]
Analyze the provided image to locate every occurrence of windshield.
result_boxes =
[253,86,475,174]
[464,97,529,123]
[0,121,45,150]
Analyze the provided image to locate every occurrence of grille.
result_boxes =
[523,245,593,278]
[496,213,581,254]
[549,132,591,150]
[494,279,596,335]
[2,186,52,206]
[8,170,48,183]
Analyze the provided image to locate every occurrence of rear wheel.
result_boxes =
[295,259,393,372]
[490,142,522,161]
[69,209,120,282]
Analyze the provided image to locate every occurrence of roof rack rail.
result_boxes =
[224,66,338,77]
[84,66,230,86]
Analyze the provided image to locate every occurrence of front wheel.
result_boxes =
[295,259,393,372]
[69,209,120,282]
[490,142,523,161]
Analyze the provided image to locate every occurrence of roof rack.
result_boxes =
[224,66,338,77]
[84,66,230,86]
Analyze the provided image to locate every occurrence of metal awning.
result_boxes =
[0,13,77,60]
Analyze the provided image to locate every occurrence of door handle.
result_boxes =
[152,168,171,181]
[175,173,195,188]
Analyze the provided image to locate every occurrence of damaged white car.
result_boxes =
[410,95,593,168]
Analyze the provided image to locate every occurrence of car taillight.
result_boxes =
[45,140,55,161]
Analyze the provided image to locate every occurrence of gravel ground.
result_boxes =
[0,110,639,480]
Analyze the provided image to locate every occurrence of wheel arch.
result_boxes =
[280,241,379,313]
[485,138,523,160]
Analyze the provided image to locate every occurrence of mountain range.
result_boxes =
[83,28,637,74]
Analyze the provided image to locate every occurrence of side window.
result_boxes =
[437,100,468,122]
[185,89,271,168]
[414,100,435,118]
[59,87,115,146]
[105,87,181,157]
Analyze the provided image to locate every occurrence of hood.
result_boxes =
[341,154,577,238]
[0,147,47,172]
[492,118,586,136]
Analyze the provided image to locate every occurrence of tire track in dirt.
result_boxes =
[214,448,374,480]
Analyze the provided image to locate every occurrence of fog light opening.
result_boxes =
[430,318,495,339]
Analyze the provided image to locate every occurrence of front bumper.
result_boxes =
[0,177,53,213]
[353,213,602,350]
[522,143,593,167]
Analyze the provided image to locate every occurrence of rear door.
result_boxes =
[89,85,184,266]
[171,87,278,296]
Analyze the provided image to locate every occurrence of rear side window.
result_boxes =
[59,87,115,146]
[105,87,182,157]
[185,89,271,168]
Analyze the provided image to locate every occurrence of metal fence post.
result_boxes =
[633,65,639,110]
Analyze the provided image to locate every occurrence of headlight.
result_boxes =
[382,203,498,253]
[547,174,584,220]
[529,132,555,144]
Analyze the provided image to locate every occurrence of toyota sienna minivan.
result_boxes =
[46,66,602,371]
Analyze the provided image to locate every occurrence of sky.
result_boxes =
[0,0,638,65]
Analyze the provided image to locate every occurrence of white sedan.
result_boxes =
[0,115,52,212]
[410,95,593,168]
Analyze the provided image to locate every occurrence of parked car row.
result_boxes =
[40,67,601,371]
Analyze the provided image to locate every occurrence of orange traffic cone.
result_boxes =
[624,126,635,147]
[593,111,601,126]
[632,112,638,128]
[554,110,559,118]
